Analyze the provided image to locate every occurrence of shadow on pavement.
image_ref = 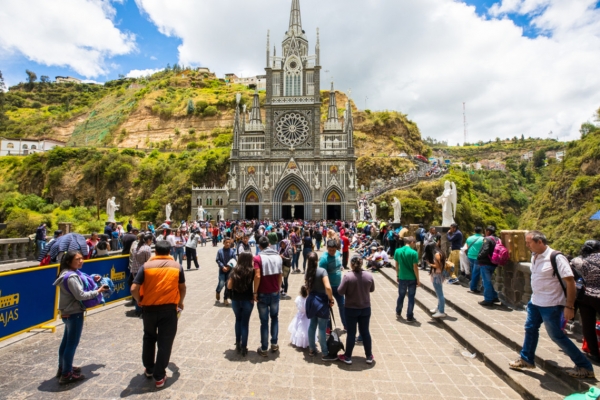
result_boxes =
[119,362,180,397]
[37,363,105,393]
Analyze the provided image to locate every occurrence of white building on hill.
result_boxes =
[0,137,65,156]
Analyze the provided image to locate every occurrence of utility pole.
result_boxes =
[463,102,468,145]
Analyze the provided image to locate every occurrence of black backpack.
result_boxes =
[550,251,586,300]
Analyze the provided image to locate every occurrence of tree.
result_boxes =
[580,122,599,139]
[40,75,49,83]
[187,99,195,115]
[513,136,518,143]
[521,134,525,142]
[533,149,546,168]
[25,69,37,89]
[0,70,7,130]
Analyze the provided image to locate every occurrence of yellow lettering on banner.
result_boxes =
[0,308,19,327]
[114,282,126,294]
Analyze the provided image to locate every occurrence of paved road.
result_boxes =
[0,245,520,400]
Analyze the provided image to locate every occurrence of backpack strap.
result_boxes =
[550,251,567,295]
[329,306,338,329]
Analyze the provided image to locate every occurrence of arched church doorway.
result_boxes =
[325,190,342,220]
[245,191,260,220]
[281,184,305,220]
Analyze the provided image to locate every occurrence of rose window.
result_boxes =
[276,112,310,147]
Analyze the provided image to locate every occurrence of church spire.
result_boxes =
[289,0,303,36]
[266,30,270,67]
[316,28,320,66]
[324,82,342,131]
[247,90,265,132]
[232,93,242,149]
[345,92,354,147]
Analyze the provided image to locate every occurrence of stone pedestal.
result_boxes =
[436,226,451,257]
[140,221,149,231]
[408,224,420,238]
[58,222,73,234]
[500,230,531,262]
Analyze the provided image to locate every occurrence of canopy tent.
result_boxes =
[591,210,600,221]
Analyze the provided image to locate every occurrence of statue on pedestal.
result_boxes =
[197,206,206,221]
[165,203,172,221]
[351,209,357,222]
[218,209,225,221]
[358,202,365,221]
[437,181,457,227]
[106,197,119,223]
[392,197,402,223]
[369,203,377,220]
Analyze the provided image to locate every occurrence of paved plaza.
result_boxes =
[0,245,521,400]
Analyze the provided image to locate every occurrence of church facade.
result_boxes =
[192,0,357,221]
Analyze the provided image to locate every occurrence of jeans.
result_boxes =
[396,279,417,319]
[257,292,280,351]
[281,267,291,293]
[142,308,178,381]
[328,286,347,329]
[302,248,312,271]
[315,240,321,251]
[480,265,498,302]
[292,251,300,270]
[432,274,445,313]
[469,258,480,291]
[308,316,329,355]
[520,302,592,370]
[173,247,184,266]
[216,271,231,299]
[212,236,218,246]
[342,252,349,269]
[344,307,372,359]
[231,300,254,348]
[37,240,46,253]
[185,247,199,269]
[58,313,84,375]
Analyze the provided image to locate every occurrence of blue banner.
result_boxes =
[0,266,58,341]
[80,255,131,304]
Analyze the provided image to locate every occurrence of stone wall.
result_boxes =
[493,261,532,310]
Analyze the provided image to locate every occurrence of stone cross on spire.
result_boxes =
[289,0,303,36]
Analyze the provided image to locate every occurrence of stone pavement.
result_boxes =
[0,245,521,400]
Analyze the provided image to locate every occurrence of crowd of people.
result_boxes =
[50,214,600,388]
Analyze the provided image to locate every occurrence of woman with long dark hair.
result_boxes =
[425,244,447,318]
[301,231,314,273]
[227,252,256,356]
[305,252,337,361]
[53,250,108,384]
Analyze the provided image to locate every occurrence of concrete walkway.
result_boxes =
[0,245,521,400]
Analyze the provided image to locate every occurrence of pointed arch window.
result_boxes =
[284,57,302,97]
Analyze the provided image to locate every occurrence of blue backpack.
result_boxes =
[91,274,115,299]
[62,270,104,309]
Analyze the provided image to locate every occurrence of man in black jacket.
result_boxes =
[477,226,500,307]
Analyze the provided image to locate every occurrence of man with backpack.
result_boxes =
[466,227,485,292]
[509,231,594,379]
[476,226,506,307]
[216,238,237,306]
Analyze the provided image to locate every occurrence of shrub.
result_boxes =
[188,128,196,135]
[174,127,180,135]
[60,200,72,210]
[31,101,42,109]
[195,100,209,113]
[213,133,233,147]
[203,106,218,117]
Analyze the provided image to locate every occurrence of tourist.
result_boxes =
[572,240,600,363]
[268,227,279,250]
[172,229,186,268]
[94,234,111,258]
[127,219,133,233]
[320,239,347,331]
[227,252,255,357]
[446,223,463,281]
[237,233,252,255]
[216,238,237,306]
[36,223,47,252]
[337,255,375,365]
[367,245,389,271]
[341,231,351,270]
[130,233,153,316]
[212,225,220,247]
[288,284,311,348]
[184,229,200,270]
[53,250,109,384]
[290,227,301,272]
[131,241,186,388]
[305,252,338,361]
[467,227,485,293]
[425,243,447,318]
[302,231,314,273]
[314,227,323,251]
[509,231,594,379]
[253,236,283,356]
[279,239,293,296]
[148,222,155,235]
[199,225,207,247]
[85,232,99,259]
[394,237,420,322]
[122,227,138,255]
[477,226,501,307]
[165,229,176,255]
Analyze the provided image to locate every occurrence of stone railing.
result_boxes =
[0,238,36,264]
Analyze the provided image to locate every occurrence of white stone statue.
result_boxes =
[165,203,172,221]
[358,202,365,221]
[228,167,237,190]
[106,197,119,223]
[437,181,457,227]
[263,167,270,190]
[218,208,225,221]
[197,206,206,221]
[369,203,377,220]
[348,166,355,189]
[314,167,321,190]
[351,209,357,222]
[392,197,402,223]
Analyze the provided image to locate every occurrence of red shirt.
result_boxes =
[341,236,350,253]
[212,227,219,236]
[253,255,280,294]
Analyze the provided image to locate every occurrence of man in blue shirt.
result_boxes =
[319,239,346,330]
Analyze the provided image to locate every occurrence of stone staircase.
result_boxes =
[378,266,598,399]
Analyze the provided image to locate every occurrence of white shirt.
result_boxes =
[166,234,177,248]
[530,246,573,307]
[372,250,389,266]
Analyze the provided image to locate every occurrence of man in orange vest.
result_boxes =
[131,241,186,389]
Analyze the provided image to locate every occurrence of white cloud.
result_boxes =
[125,68,163,78]
[0,0,136,78]
[134,0,600,143]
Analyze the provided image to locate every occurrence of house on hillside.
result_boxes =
[522,151,533,161]
[0,137,65,156]
[197,67,210,74]
[55,76,81,84]
[225,74,267,91]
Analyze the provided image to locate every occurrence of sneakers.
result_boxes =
[144,369,153,378]
[58,371,86,385]
[56,366,81,378]
[322,353,339,362]
[223,299,230,306]
[492,298,501,304]
[479,300,495,307]
[406,317,417,323]
[432,312,447,318]
[508,358,535,370]
[257,347,268,357]
[356,336,363,343]
[338,355,352,365]
[216,292,220,301]
[447,278,460,285]
[429,308,438,314]
[241,347,248,357]
[235,343,241,354]
[366,355,375,364]
[467,289,480,294]
[565,366,595,379]
[326,327,331,335]
[155,376,167,389]
[308,349,319,357]
[271,344,279,353]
